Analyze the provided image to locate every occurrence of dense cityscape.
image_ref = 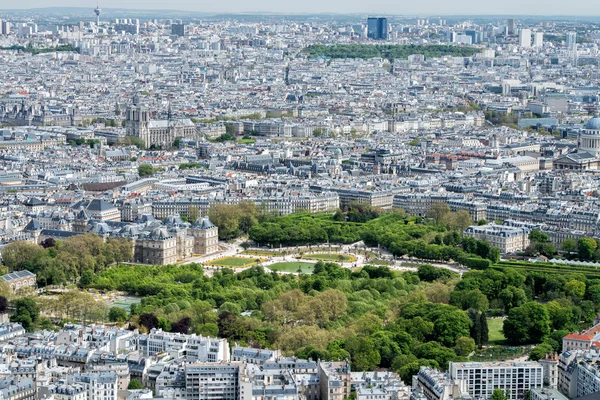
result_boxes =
[0,5,599,400]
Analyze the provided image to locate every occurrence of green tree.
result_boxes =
[10,298,40,332]
[208,204,242,240]
[345,336,381,371]
[529,342,554,361]
[491,389,508,400]
[1,241,46,272]
[578,237,597,260]
[138,163,155,177]
[561,238,577,254]
[128,379,144,390]
[564,280,586,299]
[503,302,551,344]
[529,229,549,243]
[428,203,450,224]
[454,336,476,356]
[108,307,128,323]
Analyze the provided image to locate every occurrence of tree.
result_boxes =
[503,302,551,344]
[564,280,586,299]
[561,238,577,254]
[499,286,527,313]
[208,204,242,240]
[108,307,128,323]
[529,342,554,361]
[468,309,488,348]
[1,241,45,272]
[491,389,508,400]
[10,298,39,332]
[171,317,192,334]
[479,313,489,347]
[454,336,476,356]
[578,237,597,261]
[345,336,381,371]
[138,164,155,177]
[139,313,159,331]
[428,203,450,224]
[417,264,453,282]
[188,206,200,222]
[458,289,489,312]
[529,229,549,243]
[128,379,144,390]
[0,296,7,313]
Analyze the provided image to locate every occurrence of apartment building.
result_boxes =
[411,366,468,400]
[184,363,252,400]
[463,224,530,253]
[139,329,230,363]
[448,361,543,400]
[318,361,351,400]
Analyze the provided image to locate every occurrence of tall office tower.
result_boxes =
[507,18,515,35]
[519,28,532,48]
[533,32,544,47]
[465,30,478,44]
[1,20,11,35]
[566,31,577,50]
[367,17,388,40]
[94,2,101,26]
[171,23,185,37]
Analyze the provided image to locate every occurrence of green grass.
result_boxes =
[206,257,260,267]
[268,262,315,274]
[370,259,393,266]
[304,253,355,262]
[237,139,255,144]
[242,250,283,256]
[487,318,506,345]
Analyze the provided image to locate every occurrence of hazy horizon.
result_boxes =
[1,0,599,17]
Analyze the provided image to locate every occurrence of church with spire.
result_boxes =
[125,95,196,148]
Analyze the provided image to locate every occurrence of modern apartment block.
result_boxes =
[184,363,252,400]
[139,329,230,362]
[448,361,543,400]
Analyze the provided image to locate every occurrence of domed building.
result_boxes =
[554,115,600,171]
[577,116,600,156]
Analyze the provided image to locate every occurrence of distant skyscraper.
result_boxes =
[171,23,185,37]
[1,20,10,35]
[367,17,388,40]
[566,32,577,65]
[533,32,544,48]
[507,18,515,35]
[566,32,577,50]
[519,28,531,48]
[94,2,101,26]
[465,30,478,44]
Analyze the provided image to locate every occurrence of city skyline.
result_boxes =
[0,1,600,17]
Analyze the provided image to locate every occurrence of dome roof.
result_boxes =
[585,116,600,131]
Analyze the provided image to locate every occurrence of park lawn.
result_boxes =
[237,139,255,144]
[242,250,283,256]
[487,318,507,345]
[305,253,356,262]
[269,262,315,274]
[206,257,261,267]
